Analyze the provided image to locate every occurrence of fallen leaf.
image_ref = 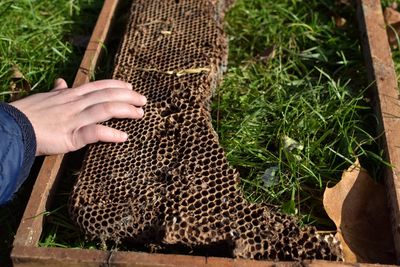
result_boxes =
[259,45,276,62]
[335,0,352,6]
[334,16,347,28]
[9,65,31,101]
[384,7,400,48]
[323,159,396,264]
[384,7,400,25]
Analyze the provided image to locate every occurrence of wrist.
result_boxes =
[1,102,37,158]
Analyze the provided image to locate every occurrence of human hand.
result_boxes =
[10,78,147,156]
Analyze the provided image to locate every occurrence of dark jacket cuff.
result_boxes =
[0,102,37,184]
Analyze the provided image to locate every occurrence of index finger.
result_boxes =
[73,79,133,95]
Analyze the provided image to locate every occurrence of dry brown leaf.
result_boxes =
[335,0,352,7]
[259,45,276,63]
[323,159,396,264]
[384,7,400,48]
[384,7,400,25]
[9,65,31,101]
[334,16,347,28]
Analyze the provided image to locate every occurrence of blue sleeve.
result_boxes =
[0,103,36,205]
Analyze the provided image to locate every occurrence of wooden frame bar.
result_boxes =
[10,0,400,265]
[356,0,400,261]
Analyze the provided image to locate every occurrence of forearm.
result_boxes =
[0,103,36,205]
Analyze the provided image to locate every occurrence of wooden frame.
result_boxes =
[10,0,400,265]
[357,0,400,261]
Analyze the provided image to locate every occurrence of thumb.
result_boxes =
[52,78,68,91]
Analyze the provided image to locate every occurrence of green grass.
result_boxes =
[0,1,103,265]
[212,0,386,226]
[0,0,103,101]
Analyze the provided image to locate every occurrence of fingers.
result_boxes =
[75,102,144,128]
[72,124,128,149]
[77,87,147,109]
[52,78,68,91]
[73,79,133,95]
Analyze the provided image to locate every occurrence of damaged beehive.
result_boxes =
[69,0,342,261]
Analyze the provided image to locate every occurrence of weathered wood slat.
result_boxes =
[357,0,400,262]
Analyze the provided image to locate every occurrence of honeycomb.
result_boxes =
[69,0,342,261]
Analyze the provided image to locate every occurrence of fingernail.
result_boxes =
[141,95,147,104]
[121,132,128,141]
[138,108,144,116]
[54,78,63,86]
